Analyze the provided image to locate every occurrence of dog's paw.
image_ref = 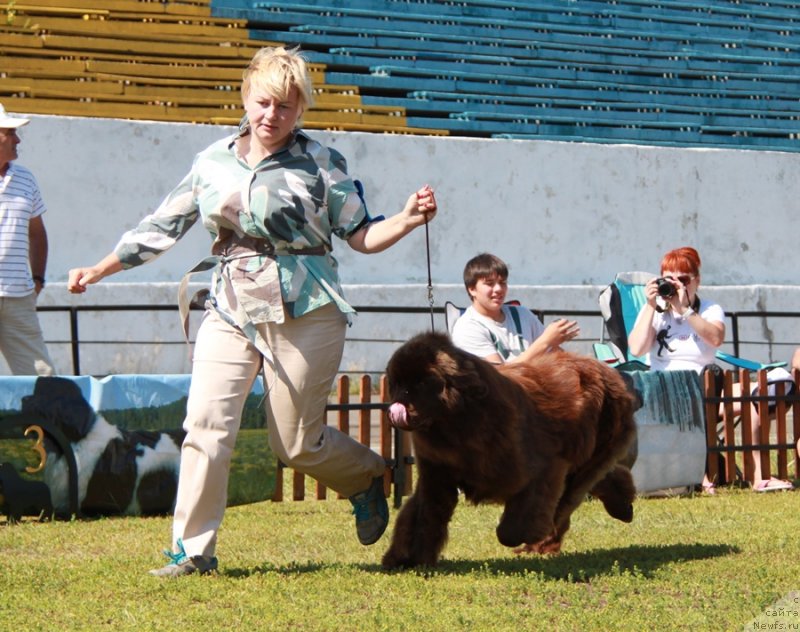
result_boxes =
[381,556,403,570]
[513,537,563,555]
[602,500,634,523]
[381,549,404,570]
[381,550,434,571]
[382,546,421,571]
[590,465,636,523]
[497,512,556,549]
[496,523,525,548]
[513,543,535,555]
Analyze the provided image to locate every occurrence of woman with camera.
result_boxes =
[628,246,792,493]
[628,246,724,371]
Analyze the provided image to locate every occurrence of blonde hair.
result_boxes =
[242,46,314,120]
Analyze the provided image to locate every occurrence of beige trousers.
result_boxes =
[0,293,55,376]
[173,304,385,557]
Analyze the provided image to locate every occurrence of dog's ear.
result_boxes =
[435,349,490,406]
[434,349,459,377]
[457,356,491,398]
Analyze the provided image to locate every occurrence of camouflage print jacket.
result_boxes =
[113,130,378,349]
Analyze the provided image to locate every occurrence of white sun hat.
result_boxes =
[0,104,30,129]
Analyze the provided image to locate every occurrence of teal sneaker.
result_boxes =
[148,539,218,578]
[349,475,389,545]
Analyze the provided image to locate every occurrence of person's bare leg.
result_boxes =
[791,347,800,373]
[748,403,766,486]
[748,402,791,491]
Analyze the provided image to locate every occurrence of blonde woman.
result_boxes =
[68,47,438,576]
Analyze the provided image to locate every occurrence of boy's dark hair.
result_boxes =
[463,253,509,294]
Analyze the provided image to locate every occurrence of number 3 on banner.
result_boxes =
[24,425,47,474]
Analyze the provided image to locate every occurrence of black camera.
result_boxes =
[655,277,676,298]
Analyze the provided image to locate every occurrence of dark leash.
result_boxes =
[424,216,435,332]
[389,211,433,508]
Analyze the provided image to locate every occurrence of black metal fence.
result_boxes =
[36,304,800,376]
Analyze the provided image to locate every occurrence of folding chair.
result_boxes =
[594,271,653,371]
[444,301,465,336]
[444,299,523,337]
[594,271,786,372]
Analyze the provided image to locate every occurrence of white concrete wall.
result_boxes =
[8,114,800,375]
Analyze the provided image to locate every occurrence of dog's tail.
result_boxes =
[617,371,644,411]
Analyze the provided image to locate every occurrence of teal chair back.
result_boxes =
[596,271,655,367]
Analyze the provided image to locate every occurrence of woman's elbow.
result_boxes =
[706,323,726,348]
[346,230,369,253]
[627,337,644,358]
[347,240,368,254]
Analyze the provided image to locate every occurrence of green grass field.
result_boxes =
[1,485,798,631]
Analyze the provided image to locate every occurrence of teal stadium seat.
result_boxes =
[211,0,800,151]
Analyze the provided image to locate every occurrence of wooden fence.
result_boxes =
[3,367,794,522]
[704,368,800,487]
[274,367,800,506]
[272,374,414,508]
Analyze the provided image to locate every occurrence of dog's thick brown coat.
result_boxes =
[383,332,637,569]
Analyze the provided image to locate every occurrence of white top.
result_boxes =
[0,163,46,297]
[451,304,546,361]
[638,298,725,373]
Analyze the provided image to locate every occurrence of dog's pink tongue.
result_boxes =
[388,402,408,426]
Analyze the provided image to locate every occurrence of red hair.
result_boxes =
[660,247,701,276]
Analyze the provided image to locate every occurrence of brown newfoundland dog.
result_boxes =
[382,331,637,570]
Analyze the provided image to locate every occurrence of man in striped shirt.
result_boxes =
[0,104,54,375]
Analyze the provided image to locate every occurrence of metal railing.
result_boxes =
[725,310,800,358]
[37,304,800,376]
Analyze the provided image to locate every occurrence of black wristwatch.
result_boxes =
[33,275,45,287]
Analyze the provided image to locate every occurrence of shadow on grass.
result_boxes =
[223,542,739,581]
[428,542,741,581]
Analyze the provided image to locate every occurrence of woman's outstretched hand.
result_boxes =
[347,184,439,254]
[406,184,437,226]
[67,253,124,293]
[67,267,101,294]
